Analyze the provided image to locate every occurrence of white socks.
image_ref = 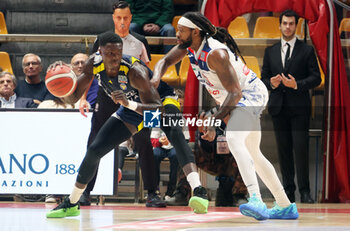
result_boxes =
[69,185,86,204]
[186,172,201,190]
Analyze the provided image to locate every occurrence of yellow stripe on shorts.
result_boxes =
[136,97,180,132]
[162,97,180,110]
[137,121,144,131]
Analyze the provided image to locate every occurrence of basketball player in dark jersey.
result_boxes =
[78,1,160,207]
[46,31,208,218]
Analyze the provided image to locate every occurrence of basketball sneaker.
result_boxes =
[268,202,299,219]
[189,186,209,214]
[46,197,80,218]
[239,194,269,220]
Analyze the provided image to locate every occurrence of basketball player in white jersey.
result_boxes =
[152,12,299,220]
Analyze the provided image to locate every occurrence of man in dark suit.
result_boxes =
[261,10,321,203]
[0,71,37,108]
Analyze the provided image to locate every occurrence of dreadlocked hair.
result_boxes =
[182,12,244,62]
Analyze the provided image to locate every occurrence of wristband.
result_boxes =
[126,100,138,111]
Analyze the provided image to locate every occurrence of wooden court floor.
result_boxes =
[0,201,350,231]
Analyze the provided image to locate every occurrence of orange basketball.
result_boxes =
[45,64,77,97]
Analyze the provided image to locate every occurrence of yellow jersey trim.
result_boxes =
[93,63,105,75]
[119,65,129,75]
[131,56,140,64]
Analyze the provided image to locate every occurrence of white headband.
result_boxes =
[178,17,202,30]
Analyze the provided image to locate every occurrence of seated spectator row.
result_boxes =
[1,50,324,90]
[0,51,282,88]
[148,54,262,87]
[172,15,350,38]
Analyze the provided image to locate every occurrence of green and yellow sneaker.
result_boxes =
[189,186,209,214]
[46,197,80,218]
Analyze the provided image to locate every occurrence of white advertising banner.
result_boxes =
[0,111,114,195]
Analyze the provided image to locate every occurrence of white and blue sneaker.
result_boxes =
[239,194,269,220]
[268,202,299,219]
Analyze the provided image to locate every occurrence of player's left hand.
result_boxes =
[79,98,90,117]
[197,111,217,141]
[111,90,128,106]
[46,61,69,73]
[281,73,297,89]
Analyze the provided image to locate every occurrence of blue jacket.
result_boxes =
[0,96,37,108]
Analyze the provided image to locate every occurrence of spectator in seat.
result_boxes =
[71,53,94,109]
[151,128,183,200]
[1,71,36,202]
[15,53,55,105]
[118,137,137,171]
[126,0,176,53]
[0,71,36,108]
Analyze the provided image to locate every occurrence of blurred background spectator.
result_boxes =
[126,0,176,53]
[15,53,55,106]
[0,71,36,108]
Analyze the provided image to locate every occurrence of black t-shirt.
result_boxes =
[15,80,55,102]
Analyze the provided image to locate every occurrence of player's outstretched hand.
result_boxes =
[46,61,69,73]
[79,99,90,117]
[197,111,216,142]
